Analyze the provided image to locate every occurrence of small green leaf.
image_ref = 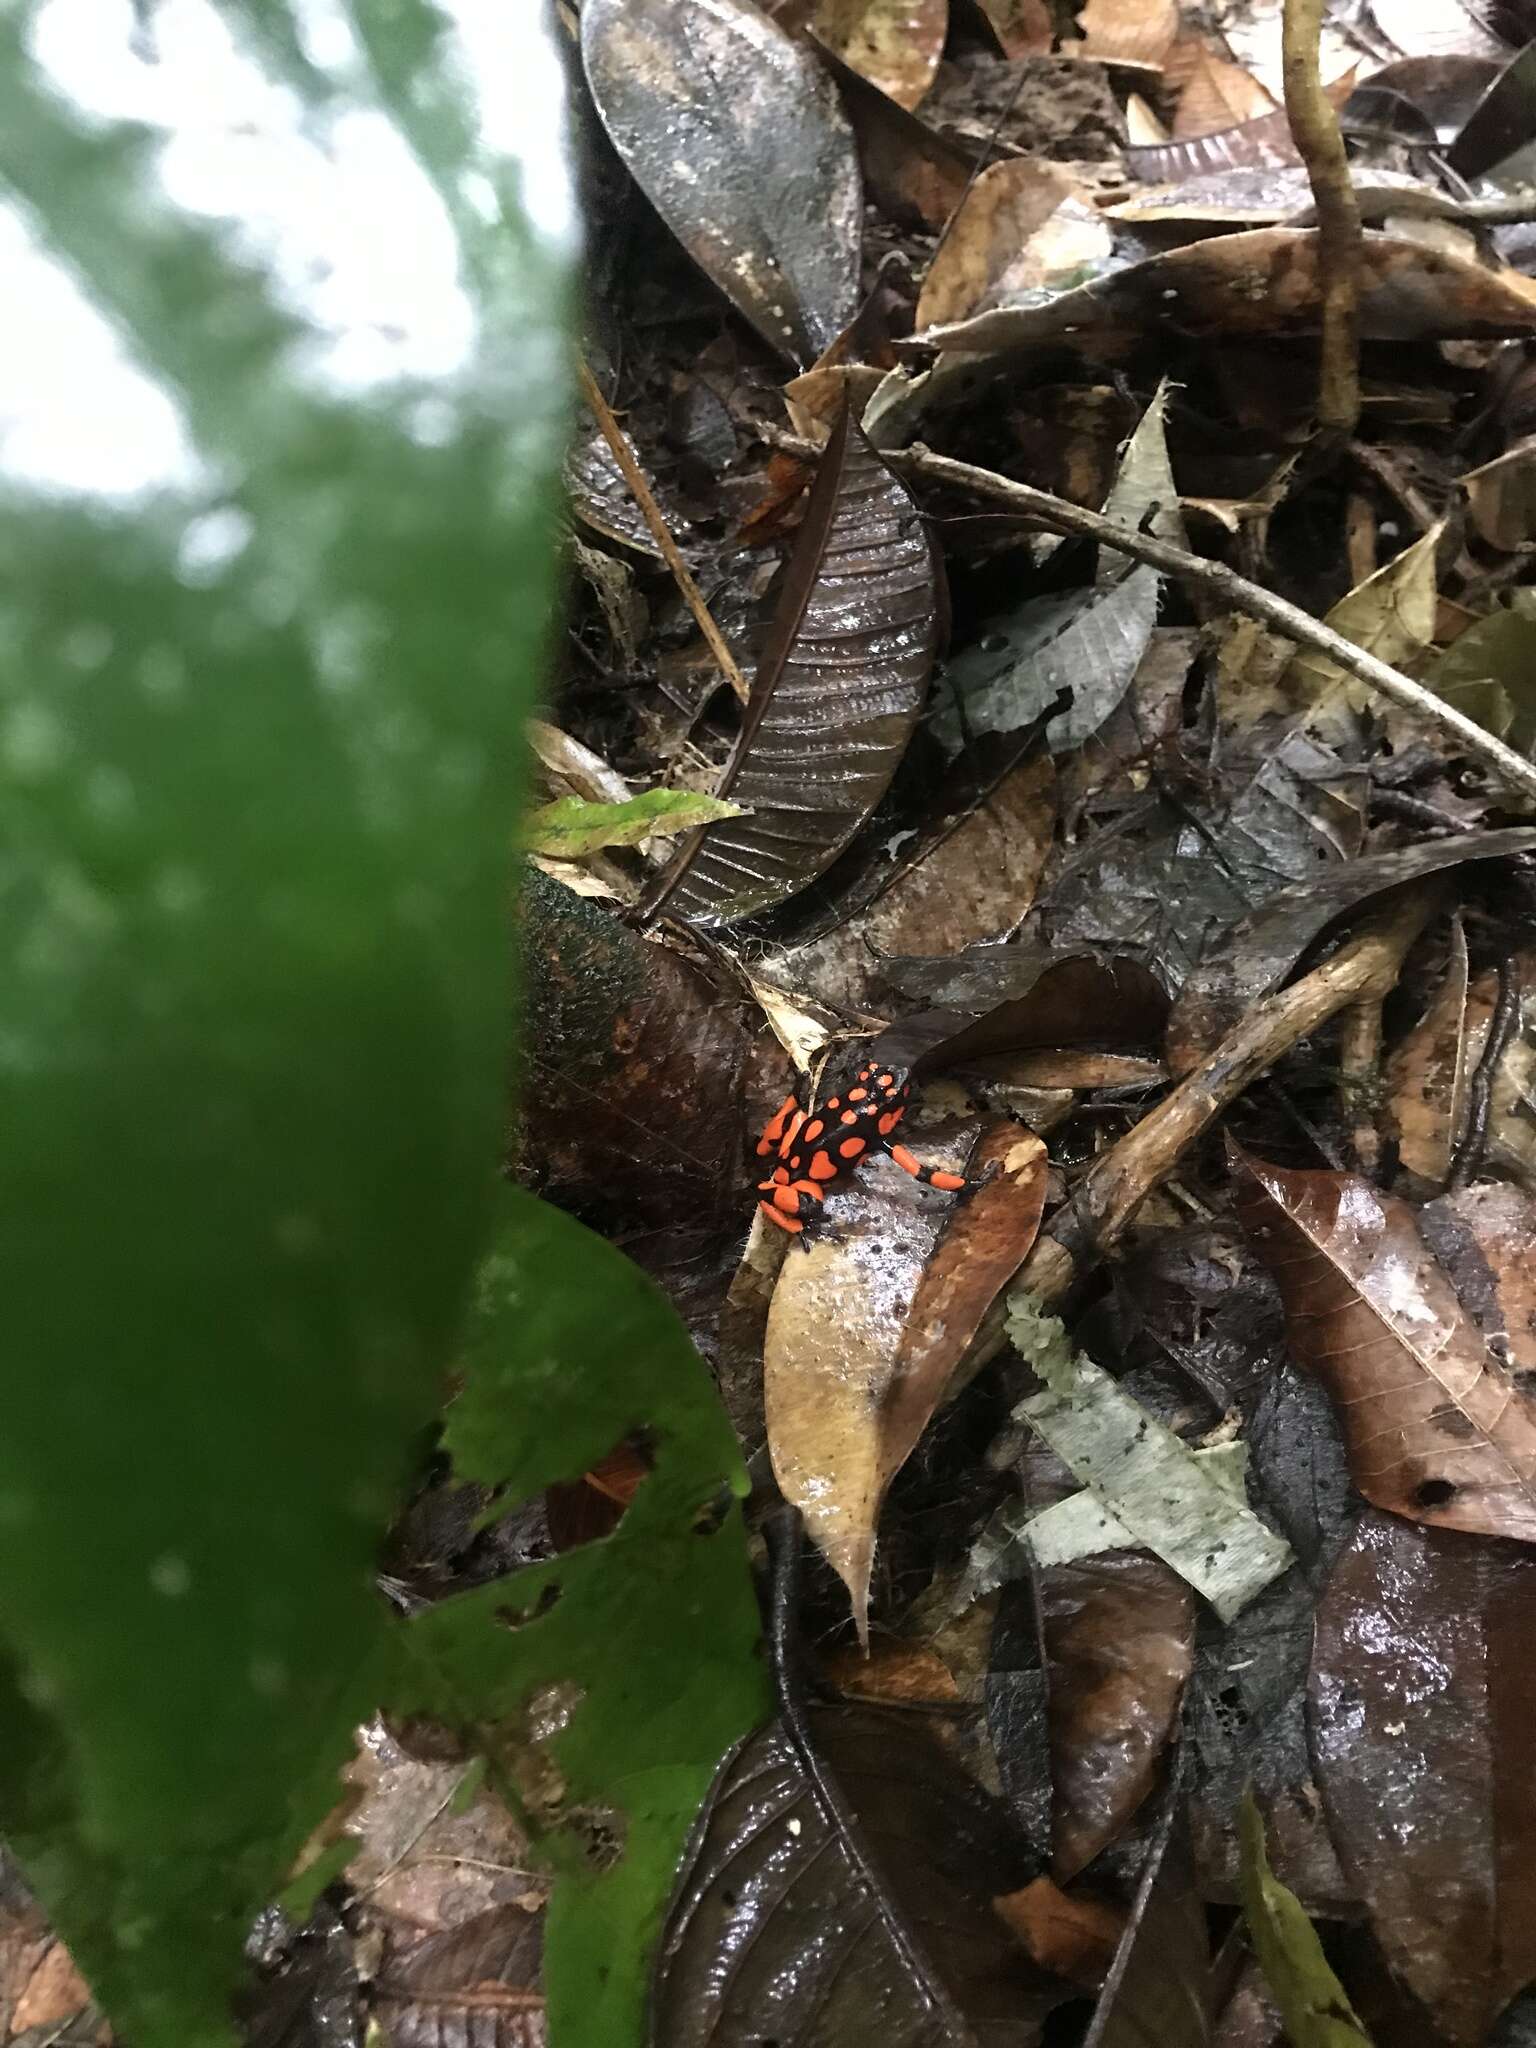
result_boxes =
[1424,590,1536,753]
[1239,1790,1374,2048]
[396,1188,770,2048]
[524,789,744,859]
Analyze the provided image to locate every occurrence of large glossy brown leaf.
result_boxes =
[581,0,862,365]
[1166,826,1536,1072]
[1231,1145,1536,1542]
[1037,1552,1195,1882]
[1308,1509,1536,2044]
[651,1701,1062,2045]
[644,408,943,927]
[373,1906,546,2048]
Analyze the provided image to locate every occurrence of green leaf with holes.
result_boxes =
[0,5,572,2043]
[398,1185,769,2048]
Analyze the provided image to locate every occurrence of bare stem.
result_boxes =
[1282,0,1362,444]
[577,361,751,705]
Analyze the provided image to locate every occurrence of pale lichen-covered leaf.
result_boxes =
[581,0,862,365]
[1007,1301,1293,1621]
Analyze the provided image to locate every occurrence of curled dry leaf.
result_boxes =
[1309,1509,1536,2045]
[581,0,862,365]
[644,408,944,927]
[766,1120,1046,1637]
[915,229,1536,357]
[1038,1551,1195,1882]
[812,0,948,110]
[1074,0,1179,67]
[1386,913,1472,1187]
[1231,1144,1536,1542]
[916,162,1112,330]
[1166,826,1536,1074]
[1169,44,1277,137]
[653,1701,1062,2044]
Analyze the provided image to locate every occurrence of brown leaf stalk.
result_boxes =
[1282,0,1362,445]
[1338,995,1384,1175]
[899,444,1536,806]
[577,361,751,704]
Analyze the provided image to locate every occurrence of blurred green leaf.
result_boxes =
[1239,1790,1374,2048]
[0,4,572,2043]
[399,1186,770,2048]
[524,788,744,859]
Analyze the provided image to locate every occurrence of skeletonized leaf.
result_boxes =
[811,0,948,109]
[644,408,943,927]
[1238,1794,1372,2048]
[652,1702,1062,2044]
[581,0,862,365]
[1309,1509,1536,2046]
[767,1121,1046,1638]
[1166,825,1536,1072]
[522,790,742,860]
[1231,1145,1536,1541]
[1008,1301,1294,1621]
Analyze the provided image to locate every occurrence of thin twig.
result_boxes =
[898,443,1536,806]
[577,361,751,705]
[1448,954,1521,1188]
[1337,995,1384,1174]
[956,889,1439,1376]
[1282,0,1362,447]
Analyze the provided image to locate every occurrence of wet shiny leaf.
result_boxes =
[1309,1510,1536,2045]
[1231,1147,1536,1541]
[652,1702,1062,2045]
[766,1118,1045,1637]
[582,0,862,365]
[645,409,943,928]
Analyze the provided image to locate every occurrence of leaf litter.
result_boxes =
[201,0,1536,2041]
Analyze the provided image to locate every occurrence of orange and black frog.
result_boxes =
[753,1057,972,1240]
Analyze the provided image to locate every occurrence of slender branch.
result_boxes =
[1337,995,1384,1174]
[1282,0,1362,445]
[1015,885,1438,1311]
[576,361,751,705]
[900,443,1536,805]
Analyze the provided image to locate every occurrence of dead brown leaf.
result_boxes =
[917,229,1536,356]
[916,161,1107,330]
[812,0,948,109]
[1310,1509,1536,2045]
[1386,913,1472,1187]
[1169,42,1276,138]
[974,0,1053,57]
[1232,1143,1536,1542]
[765,1119,1046,1636]
[1074,0,1179,68]
[994,1876,1123,1987]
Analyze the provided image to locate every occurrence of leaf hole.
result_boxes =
[691,1486,733,1537]
[545,1430,655,1550]
[495,1580,562,1629]
[1414,1478,1457,1507]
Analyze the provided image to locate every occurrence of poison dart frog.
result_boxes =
[754,1059,971,1238]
